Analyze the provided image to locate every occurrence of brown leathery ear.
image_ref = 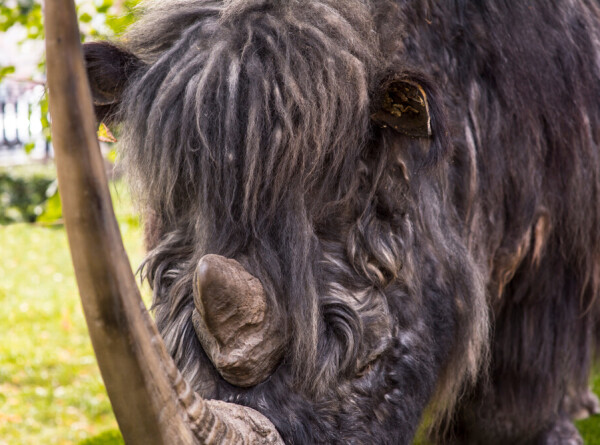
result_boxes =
[83,41,143,123]
[371,79,432,138]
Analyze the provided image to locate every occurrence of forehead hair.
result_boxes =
[120,0,383,231]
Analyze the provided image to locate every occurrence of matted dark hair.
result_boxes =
[112,0,488,440]
[123,0,381,386]
[88,0,600,442]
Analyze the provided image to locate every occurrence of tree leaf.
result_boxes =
[97,122,117,143]
[0,65,15,81]
[37,181,62,224]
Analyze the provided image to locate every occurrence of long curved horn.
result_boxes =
[44,1,283,443]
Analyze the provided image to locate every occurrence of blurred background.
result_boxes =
[1,1,600,444]
[0,1,143,444]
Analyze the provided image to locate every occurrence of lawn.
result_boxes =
[1,164,599,444]
[0,166,142,445]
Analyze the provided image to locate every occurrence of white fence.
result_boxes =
[0,80,52,165]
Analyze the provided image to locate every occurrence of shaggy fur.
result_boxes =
[84,0,600,443]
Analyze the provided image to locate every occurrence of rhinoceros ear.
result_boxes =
[83,41,143,123]
[371,79,432,138]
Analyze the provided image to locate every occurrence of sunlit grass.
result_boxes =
[576,371,600,444]
[0,173,143,445]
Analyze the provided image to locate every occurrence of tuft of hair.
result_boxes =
[119,0,383,391]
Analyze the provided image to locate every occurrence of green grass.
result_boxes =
[1,165,600,444]
[0,171,144,445]
[78,429,124,445]
[577,371,600,443]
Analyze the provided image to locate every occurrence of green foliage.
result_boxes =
[36,181,63,223]
[23,141,36,154]
[0,65,16,82]
[0,0,141,43]
[0,1,43,35]
[0,168,55,224]
[98,0,141,37]
[39,92,51,144]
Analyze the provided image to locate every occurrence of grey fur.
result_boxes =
[82,0,600,443]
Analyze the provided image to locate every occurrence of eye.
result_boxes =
[371,79,432,138]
